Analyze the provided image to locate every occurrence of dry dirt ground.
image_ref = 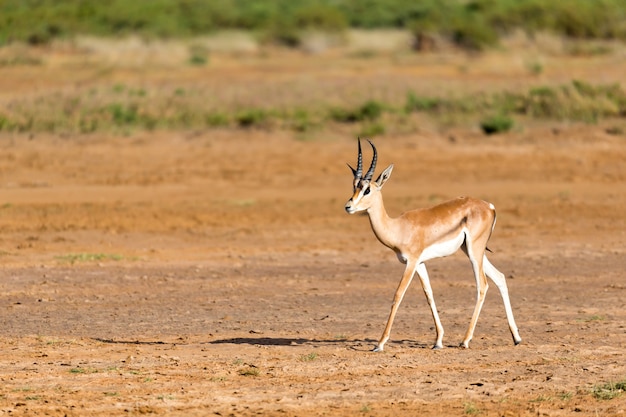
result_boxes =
[0,42,625,416]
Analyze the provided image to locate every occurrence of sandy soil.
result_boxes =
[0,44,625,416]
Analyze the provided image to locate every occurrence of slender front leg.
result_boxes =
[415,262,445,349]
[374,260,417,352]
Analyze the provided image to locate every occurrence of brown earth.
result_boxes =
[0,41,625,416]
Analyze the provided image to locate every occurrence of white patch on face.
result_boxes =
[346,181,371,212]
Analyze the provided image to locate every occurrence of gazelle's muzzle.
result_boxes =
[345,185,366,214]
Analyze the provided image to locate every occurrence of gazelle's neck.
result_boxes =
[366,193,398,250]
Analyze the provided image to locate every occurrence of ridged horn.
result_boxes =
[364,140,377,181]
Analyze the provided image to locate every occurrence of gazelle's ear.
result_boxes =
[375,164,393,188]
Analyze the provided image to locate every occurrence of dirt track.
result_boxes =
[1,44,626,416]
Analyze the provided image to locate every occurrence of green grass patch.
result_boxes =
[559,391,573,401]
[593,379,626,400]
[69,367,100,374]
[55,253,124,264]
[238,367,260,377]
[405,91,441,112]
[330,100,385,123]
[0,54,43,66]
[530,394,553,402]
[577,314,606,322]
[1,80,624,136]
[299,352,318,362]
[205,112,230,127]
[188,44,209,66]
[235,108,270,128]
[463,401,481,415]
[480,114,514,135]
[157,395,176,401]
[290,108,316,132]
[359,122,386,138]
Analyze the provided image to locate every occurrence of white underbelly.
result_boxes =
[418,230,466,263]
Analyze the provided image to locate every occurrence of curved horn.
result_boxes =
[355,138,363,180]
[364,140,377,181]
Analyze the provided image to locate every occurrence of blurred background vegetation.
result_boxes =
[0,0,625,136]
[1,0,625,49]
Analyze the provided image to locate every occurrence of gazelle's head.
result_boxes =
[345,139,393,214]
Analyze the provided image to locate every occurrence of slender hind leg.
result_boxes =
[483,256,522,345]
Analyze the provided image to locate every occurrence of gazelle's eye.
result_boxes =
[363,187,370,195]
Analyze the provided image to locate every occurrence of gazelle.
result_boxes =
[345,139,521,352]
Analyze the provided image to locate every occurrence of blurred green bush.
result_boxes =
[1,0,625,49]
[1,80,623,135]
